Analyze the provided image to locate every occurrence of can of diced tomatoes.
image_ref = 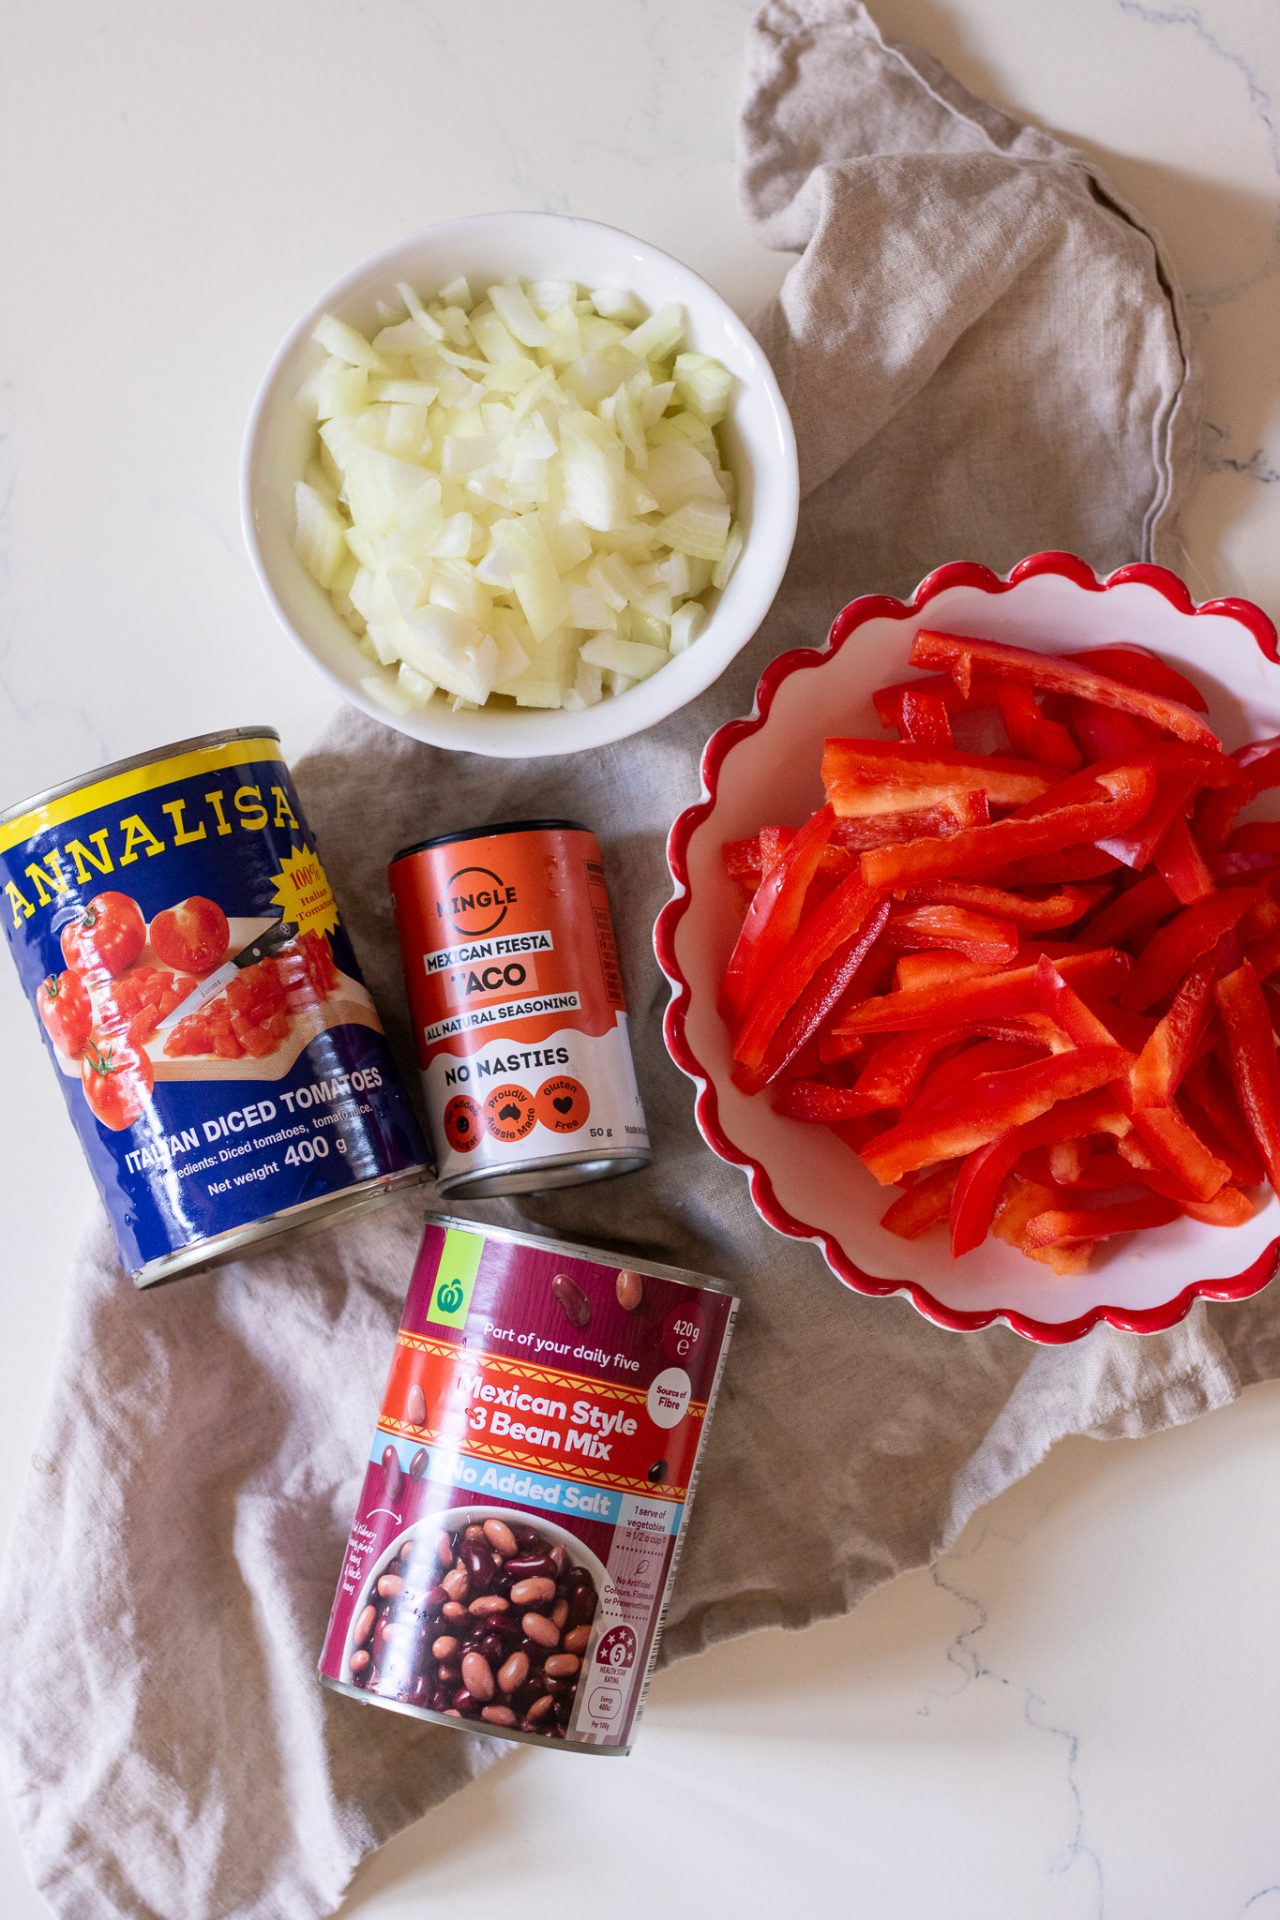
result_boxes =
[388,820,651,1196]
[318,1214,737,1753]
[0,727,429,1286]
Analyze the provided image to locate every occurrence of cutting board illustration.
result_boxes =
[53,919,384,1083]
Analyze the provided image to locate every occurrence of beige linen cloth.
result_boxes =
[3,4,1265,1916]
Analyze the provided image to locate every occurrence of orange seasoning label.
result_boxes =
[389,821,650,1192]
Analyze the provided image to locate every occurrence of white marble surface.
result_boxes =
[3,0,1280,1914]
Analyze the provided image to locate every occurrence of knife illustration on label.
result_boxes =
[156,920,300,1034]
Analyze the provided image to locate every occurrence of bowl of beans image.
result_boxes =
[341,1506,607,1742]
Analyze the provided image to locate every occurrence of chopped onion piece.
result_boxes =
[669,602,708,653]
[312,315,389,372]
[712,522,745,591]
[590,287,648,324]
[580,633,669,680]
[489,281,556,348]
[655,500,731,561]
[621,302,685,363]
[361,671,415,715]
[674,352,734,424]
[294,482,349,589]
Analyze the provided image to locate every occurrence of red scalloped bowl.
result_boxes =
[655,551,1280,1343]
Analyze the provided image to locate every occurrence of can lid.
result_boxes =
[0,726,284,835]
[391,818,594,864]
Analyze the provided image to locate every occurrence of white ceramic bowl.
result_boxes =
[242,212,798,758]
[657,552,1280,1344]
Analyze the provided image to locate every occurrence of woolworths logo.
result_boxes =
[427,1228,484,1328]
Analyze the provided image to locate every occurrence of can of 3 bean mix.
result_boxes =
[318,1215,737,1753]
[388,820,651,1197]
[0,728,429,1285]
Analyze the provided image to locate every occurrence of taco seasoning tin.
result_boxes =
[389,820,651,1196]
[318,1214,737,1753]
[0,728,428,1286]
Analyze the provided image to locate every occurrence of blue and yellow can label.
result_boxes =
[1,732,427,1279]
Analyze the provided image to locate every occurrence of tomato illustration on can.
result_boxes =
[388,820,651,1197]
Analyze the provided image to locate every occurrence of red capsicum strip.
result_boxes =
[1081,871,1177,945]
[995,684,1081,770]
[859,1046,1131,1187]
[1129,1104,1230,1201]
[757,899,890,1086]
[1120,887,1259,1011]
[1198,734,1280,849]
[1062,643,1209,712]
[860,764,1157,890]
[721,803,836,1021]
[1020,1195,1182,1248]
[732,880,885,1085]
[1129,949,1220,1106]
[1180,1058,1266,1187]
[821,738,1053,817]
[900,879,1101,930]
[881,1165,961,1240]
[899,687,954,747]
[910,629,1220,748]
[948,1089,1130,1256]
[1034,954,1121,1047]
[884,905,1019,966]
[838,948,1129,1036]
[1152,815,1213,904]
[1214,961,1280,1194]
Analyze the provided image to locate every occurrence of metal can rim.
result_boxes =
[390,818,593,865]
[0,725,283,832]
[421,1210,737,1299]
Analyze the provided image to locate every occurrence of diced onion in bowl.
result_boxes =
[292,280,742,714]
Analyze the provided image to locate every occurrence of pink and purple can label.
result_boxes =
[318,1214,737,1752]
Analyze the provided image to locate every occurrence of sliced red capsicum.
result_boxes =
[1062,643,1209,712]
[884,905,1019,967]
[899,879,1101,930]
[994,684,1081,770]
[948,1087,1131,1257]
[1152,815,1213,904]
[899,687,954,747]
[839,947,1130,1037]
[910,629,1220,749]
[1081,871,1177,945]
[881,1165,961,1240]
[757,898,890,1086]
[1020,1195,1182,1248]
[721,803,836,1021]
[1214,961,1280,1194]
[860,1045,1131,1187]
[1034,954,1121,1047]
[1121,886,1259,1011]
[822,738,1053,817]
[1129,948,1220,1106]
[860,764,1157,890]
[1180,1057,1266,1188]
[732,879,885,1086]
[1129,1104,1230,1201]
